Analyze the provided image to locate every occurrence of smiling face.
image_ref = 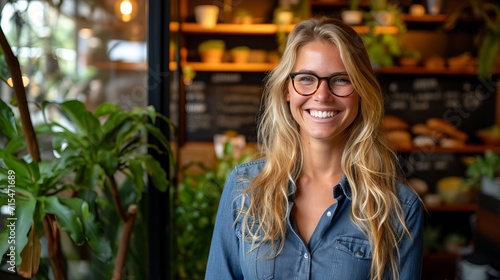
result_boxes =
[287,40,360,144]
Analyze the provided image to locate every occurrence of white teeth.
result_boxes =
[309,110,337,119]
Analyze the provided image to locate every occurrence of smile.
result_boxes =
[309,110,339,119]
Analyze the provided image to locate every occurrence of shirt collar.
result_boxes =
[288,175,352,200]
[333,175,352,200]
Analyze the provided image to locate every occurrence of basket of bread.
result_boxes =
[411,118,468,148]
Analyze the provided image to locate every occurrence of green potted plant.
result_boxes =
[466,150,500,199]
[230,46,250,63]
[233,8,253,24]
[198,39,225,63]
[361,32,403,67]
[172,139,253,279]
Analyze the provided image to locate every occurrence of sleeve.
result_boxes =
[397,193,425,280]
[205,167,244,280]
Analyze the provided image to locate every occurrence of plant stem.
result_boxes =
[0,26,67,280]
[112,204,138,280]
[42,214,68,280]
[0,22,40,161]
[109,175,128,222]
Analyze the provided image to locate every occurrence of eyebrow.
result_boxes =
[291,70,349,76]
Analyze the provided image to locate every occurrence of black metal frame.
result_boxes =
[147,0,171,278]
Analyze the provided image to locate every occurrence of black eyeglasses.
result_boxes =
[289,72,355,97]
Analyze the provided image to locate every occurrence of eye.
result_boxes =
[295,74,317,85]
[330,75,350,86]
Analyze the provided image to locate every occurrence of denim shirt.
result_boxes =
[205,159,424,280]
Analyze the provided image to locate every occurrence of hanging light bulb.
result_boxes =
[115,0,138,22]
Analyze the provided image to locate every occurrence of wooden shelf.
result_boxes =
[88,61,147,71]
[376,66,480,75]
[89,61,177,71]
[181,23,294,34]
[402,14,449,23]
[397,145,500,154]
[184,62,277,72]
[181,23,398,35]
[425,203,476,212]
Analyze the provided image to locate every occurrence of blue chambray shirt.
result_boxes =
[206,159,424,280]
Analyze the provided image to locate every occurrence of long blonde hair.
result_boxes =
[241,17,409,280]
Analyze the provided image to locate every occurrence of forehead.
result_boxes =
[293,40,345,73]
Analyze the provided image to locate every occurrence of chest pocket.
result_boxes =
[236,233,276,280]
[235,217,276,280]
[330,237,372,280]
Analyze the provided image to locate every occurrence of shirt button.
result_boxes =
[304,253,309,259]
[355,251,364,257]
[326,211,332,217]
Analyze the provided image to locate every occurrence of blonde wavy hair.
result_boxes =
[240,17,410,280]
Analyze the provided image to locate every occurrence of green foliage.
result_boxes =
[362,4,406,68]
[198,40,226,52]
[349,0,360,10]
[172,142,253,279]
[0,98,174,276]
[362,33,402,67]
[466,150,500,183]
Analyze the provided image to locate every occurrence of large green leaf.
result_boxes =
[0,190,36,266]
[93,102,122,118]
[57,100,101,139]
[0,97,18,140]
[36,122,87,148]
[59,197,112,262]
[97,149,119,176]
[5,135,25,154]
[124,153,169,192]
[43,196,84,245]
[74,163,105,189]
[478,30,500,78]
[0,151,34,184]
[125,159,146,197]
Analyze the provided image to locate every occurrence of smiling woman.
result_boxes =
[205,17,424,280]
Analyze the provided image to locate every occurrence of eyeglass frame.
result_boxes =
[288,71,355,97]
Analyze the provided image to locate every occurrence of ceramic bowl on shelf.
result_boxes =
[436,176,472,204]
[476,125,500,145]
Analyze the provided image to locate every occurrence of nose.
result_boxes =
[314,79,333,100]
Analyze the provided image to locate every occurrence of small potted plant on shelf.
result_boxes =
[233,8,253,24]
[198,39,225,63]
[466,150,500,199]
[230,46,250,63]
[399,46,422,67]
[342,0,363,25]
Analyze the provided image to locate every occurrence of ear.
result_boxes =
[286,90,290,101]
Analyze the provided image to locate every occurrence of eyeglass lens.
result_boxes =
[291,73,354,97]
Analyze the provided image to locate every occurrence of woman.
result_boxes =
[206,17,424,280]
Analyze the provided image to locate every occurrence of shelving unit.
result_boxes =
[175,1,500,277]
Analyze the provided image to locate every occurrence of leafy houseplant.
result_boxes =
[0,26,173,277]
[466,150,500,199]
[0,98,173,279]
[173,141,253,279]
[361,3,406,68]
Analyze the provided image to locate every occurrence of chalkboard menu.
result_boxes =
[185,72,265,142]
